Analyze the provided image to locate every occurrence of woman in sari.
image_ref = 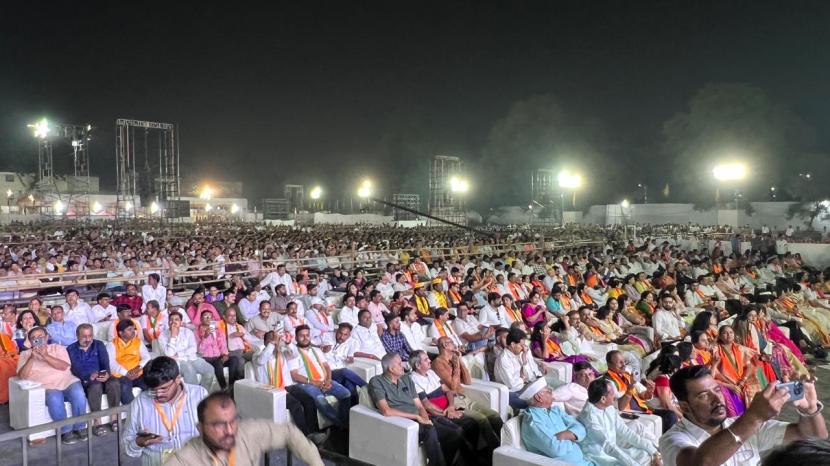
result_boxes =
[714,325,761,408]
[775,287,830,348]
[617,294,647,327]
[732,307,778,385]
[753,306,809,378]
[689,311,719,342]
[521,291,551,328]
[634,291,657,325]
[529,322,592,366]
[690,330,746,416]
[0,330,19,404]
[595,303,649,356]
[623,274,639,302]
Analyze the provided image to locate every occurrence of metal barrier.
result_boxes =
[0,403,129,466]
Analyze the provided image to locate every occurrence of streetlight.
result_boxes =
[557,170,583,227]
[28,118,50,139]
[53,200,65,215]
[637,183,648,204]
[712,162,747,182]
[230,203,240,214]
[309,186,322,200]
[621,199,630,208]
[357,179,372,199]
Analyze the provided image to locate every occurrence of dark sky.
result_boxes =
[2,1,829,202]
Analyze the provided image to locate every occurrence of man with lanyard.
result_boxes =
[605,349,677,433]
[289,325,351,430]
[163,392,323,466]
[124,356,207,466]
[139,300,167,349]
[661,365,827,466]
[217,308,251,395]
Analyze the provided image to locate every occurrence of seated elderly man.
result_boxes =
[369,353,464,466]
[157,311,215,393]
[409,348,499,459]
[520,378,592,465]
[107,319,151,404]
[245,300,282,339]
[67,323,121,436]
[452,302,494,351]
[577,377,660,466]
[17,326,89,445]
[660,366,828,466]
[494,327,547,410]
[305,288,336,346]
[551,361,596,415]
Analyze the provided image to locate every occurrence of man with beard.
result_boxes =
[660,365,827,466]
[290,325,352,429]
[164,392,323,466]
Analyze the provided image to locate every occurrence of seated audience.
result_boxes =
[519,378,591,465]
[45,304,78,346]
[107,319,150,404]
[0,327,18,404]
[67,323,120,435]
[158,311,215,393]
[381,314,412,362]
[494,327,546,409]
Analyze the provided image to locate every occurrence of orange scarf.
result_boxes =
[545,338,562,356]
[144,313,163,342]
[508,282,523,300]
[693,347,712,365]
[607,370,650,412]
[716,343,745,383]
[298,348,324,382]
[580,293,593,306]
[218,320,251,352]
[435,321,457,339]
[449,290,462,304]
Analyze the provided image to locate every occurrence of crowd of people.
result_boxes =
[0,221,828,465]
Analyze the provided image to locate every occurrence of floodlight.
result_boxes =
[53,200,65,214]
[125,201,134,211]
[357,179,373,198]
[6,189,12,198]
[310,186,322,200]
[28,118,50,139]
[205,203,213,212]
[449,176,470,193]
[150,201,160,214]
[199,186,213,200]
[231,203,240,214]
[621,199,630,208]
[92,201,102,213]
[712,162,747,181]
[557,170,583,189]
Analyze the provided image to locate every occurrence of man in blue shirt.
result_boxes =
[520,378,594,465]
[46,306,78,346]
[66,323,120,436]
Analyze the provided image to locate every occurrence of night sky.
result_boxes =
[2,1,829,205]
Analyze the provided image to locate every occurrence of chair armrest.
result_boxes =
[349,405,420,466]
[493,446,572,466]
[9,377,46,429]
[461,382,500,417]
[345,362,372,382]
[629,325,655,343]
[351,357,382,379]
[425,345,439,355]
[467,379,509,420]
[625,412,662,442]
[232,379,288,423]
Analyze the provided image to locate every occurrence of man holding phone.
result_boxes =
[67,323,121,435]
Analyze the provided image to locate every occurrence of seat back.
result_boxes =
[357,385,375,409]
[501,415,523,448]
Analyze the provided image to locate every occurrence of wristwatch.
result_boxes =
[724,426,743,445]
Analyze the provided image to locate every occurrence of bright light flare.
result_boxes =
[712,162,747,181]
[53,200,65,214]
[357,179,373,199]
[199,186,213,200]
[91,201,102,213]
[28,118,50,139]
[557,170,583,189]
[230,203,240,214]
[150,201,160,214]
[5,189,12,198]
[449,176,470,193]
[621,199,630,208]
[125,201,134,211]
[28,194,34,203]
[205,202,213,212]
[309,186,322,200]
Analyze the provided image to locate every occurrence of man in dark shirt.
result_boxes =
[113,284,143,317]
[380,315,411,362]
[270,284,292,315]
[66,323,120,435]
[328,268,347,292]
[368,353,463,466]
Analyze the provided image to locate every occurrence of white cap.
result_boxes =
[519,378,548,401]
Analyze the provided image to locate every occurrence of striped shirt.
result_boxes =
[123,383,207,466]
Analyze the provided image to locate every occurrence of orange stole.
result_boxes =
[607,370,650,412]
[218,320,252,352]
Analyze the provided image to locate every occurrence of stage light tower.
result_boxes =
[557,170,583,227]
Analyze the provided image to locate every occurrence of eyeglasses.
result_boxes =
[205,416,239,432]
[149,379,178,400]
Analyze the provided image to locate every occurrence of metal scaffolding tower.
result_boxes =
[284,184,305,213]
[391,193,420,221]
[531,168,559,224]
[428,155,466,226]
[115,118,179,219]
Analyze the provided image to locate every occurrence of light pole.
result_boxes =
[309,186,322,211]
[557,170,582,227]
[638,183,648,204]
[357,179,373,212]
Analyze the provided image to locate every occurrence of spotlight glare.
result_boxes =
[53,200,65,214]
[199,186,213,200]
[230,203,240,214]
[357,179,373,199]
[621,199,630,208]
[150,201,160,214]
[29,118,50,139]
[557,170,583,189]
[310,186,322,200]
[92,201,102,213]
[205,202,213,212]
[5,189,12,198]
[712,162,747,181]
[449,176,470,193]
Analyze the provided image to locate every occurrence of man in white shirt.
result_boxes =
[453,302,493,351]
[376,274,395,300]
[392,273,412,294]
[238,288,265,321]
[157,311,214,392]
[660,365,827,466]
[245,300,283,339]
[428,307,464,349]
[352,309,386,360]
[337,295,359,327]
[141,273,166,311]
[305,293,335,346]
[63,288,94,325]
[478,292,508,328]
[322,323,367,399]
[494,327,546,410]
[259,263,295,295]
[399,306,428,352]
[652,292,686,342]
[578,377,659,466]
[90,292,118,323]
[551,361,596,415]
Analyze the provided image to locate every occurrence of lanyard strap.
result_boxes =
[153,393,186,435]
[210,448,235,466]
